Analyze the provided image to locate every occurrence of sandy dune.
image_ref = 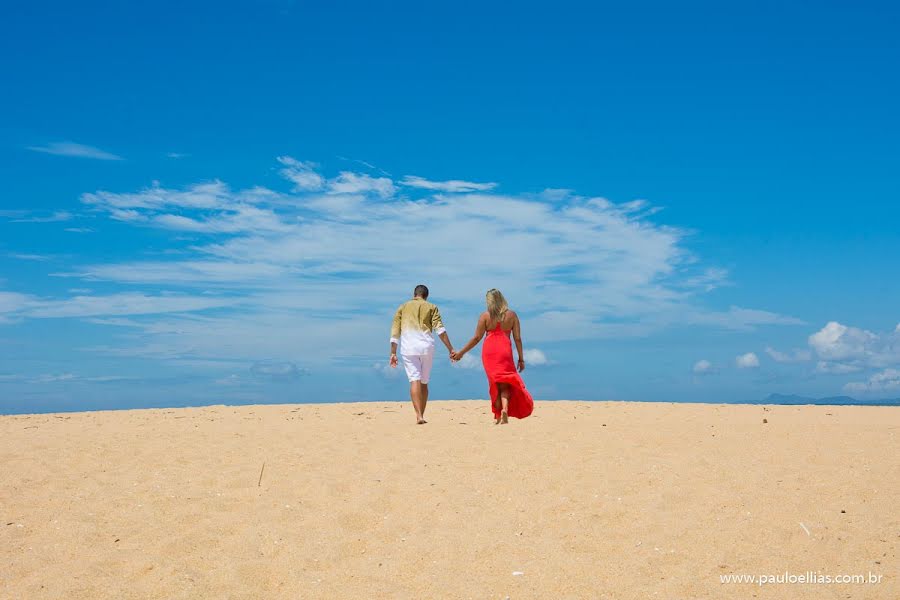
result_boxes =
[1,400,897,599]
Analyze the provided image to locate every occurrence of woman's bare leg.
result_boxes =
[497,383,510,424]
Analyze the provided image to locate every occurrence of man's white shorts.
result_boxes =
[401,352,434,384]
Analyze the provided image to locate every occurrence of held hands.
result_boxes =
[389,353,398,368]
[450,349,463,362]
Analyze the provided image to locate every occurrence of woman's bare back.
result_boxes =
[484,309,517,332]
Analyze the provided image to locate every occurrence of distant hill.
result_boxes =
[761,393,900,406]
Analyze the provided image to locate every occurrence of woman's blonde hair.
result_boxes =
[485,288,509,322]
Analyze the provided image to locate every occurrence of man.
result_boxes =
[389,284,455,424]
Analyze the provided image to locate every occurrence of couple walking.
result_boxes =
[389,284,534,424]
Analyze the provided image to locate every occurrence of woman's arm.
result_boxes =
[456,314,487,357]
[512,312,525,372]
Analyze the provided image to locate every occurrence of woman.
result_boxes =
[452,289,534,424]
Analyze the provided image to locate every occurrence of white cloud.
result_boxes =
[523,348,549,366]
[28,293,234,318]
[63,260,288,285]
[843,368,900,395]
[152,205,290,234]
[400,175,497,193]
[809,321,875,361]
[8,253,51,262]
[0,291,29,314]
[3,156,805,369]
[166,152,189,159]
[808,321,900,370]
[328,171,394,198]
[83,180,236,212]
[693,359,713,374]
[736,352,760,368]
[27,142,123,161]
[81,181,289,234]
[10,211,73,223]
[765,346,812,363]
[0,292,235,320]
[277,156,324,191]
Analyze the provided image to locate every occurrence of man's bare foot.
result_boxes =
[500,410,509,424]
[417,418,426,424]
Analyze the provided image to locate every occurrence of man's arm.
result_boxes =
[389,307,402,367]
[438,331,454,354]
[432,306,454,354]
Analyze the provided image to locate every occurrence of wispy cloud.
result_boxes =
[8,253,51,262]
[328,171,394,197]
[765,346,812,363]
[10,211,73,223]
[1,156,803,372]
[337,156,391,177]
[0,291,235,320]
[400,175,497,193]
[277,156,324,191]
[27,142,123,161]
[166,152,189,159]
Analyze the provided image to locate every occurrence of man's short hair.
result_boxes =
[414,284,429,299]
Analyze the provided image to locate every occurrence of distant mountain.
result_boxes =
[762,393,900,406]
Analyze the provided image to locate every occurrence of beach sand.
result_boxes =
[1,400,897,599]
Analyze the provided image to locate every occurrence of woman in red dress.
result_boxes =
[452,289,534,424]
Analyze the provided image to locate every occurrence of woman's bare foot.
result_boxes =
[494,415,501,425]
[500,410,509,424]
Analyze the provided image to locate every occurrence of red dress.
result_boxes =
[482,322,534,419]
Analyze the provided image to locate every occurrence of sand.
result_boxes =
[1,400,897,599]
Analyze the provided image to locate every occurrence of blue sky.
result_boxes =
[2,1,899,413]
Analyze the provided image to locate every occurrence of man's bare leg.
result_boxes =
[421,383,429,422]
[410,381,425,424]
